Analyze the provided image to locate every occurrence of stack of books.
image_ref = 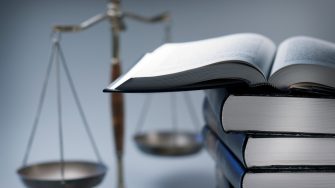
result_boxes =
[203,88,335,188]
[105,33,335,188]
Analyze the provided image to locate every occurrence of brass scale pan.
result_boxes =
[134,131,203,156]
[133,92,203,157]
[17,161,107,188]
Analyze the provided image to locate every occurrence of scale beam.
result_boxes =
[53,8,170,33]
[53,13,108,32]
[124,11,170,23]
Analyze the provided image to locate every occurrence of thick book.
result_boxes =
[203,126,335,188]
[105,33,335,93]
[204,98,335,167]
[205,88,335,134]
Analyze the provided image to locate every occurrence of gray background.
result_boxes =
[1,0,335,187]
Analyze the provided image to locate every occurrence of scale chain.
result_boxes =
[134,94,153,134]
[55,40,65,184]
[164,16,172,43]
[22,32,103,183]
[171,93,178,133]
[183,92,201,130]
[22,42,57,166]
[57,42,103,163]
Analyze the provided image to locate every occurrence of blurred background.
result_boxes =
[1,0,335,187]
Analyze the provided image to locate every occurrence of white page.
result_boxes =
[128,33,276,78]
[271,36,335,75]
[269,36,335,89]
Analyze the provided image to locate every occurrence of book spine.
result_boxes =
[204,88,228,126]
[203,126,245,188]
[203,98,248,167]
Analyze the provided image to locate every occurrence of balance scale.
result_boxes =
[17,1,203,187]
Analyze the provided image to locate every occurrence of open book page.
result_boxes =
[110,53,153,90]
[269,36,335,90]
[128,33,276,78]
[271,36,335,74]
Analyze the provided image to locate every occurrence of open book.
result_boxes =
[104,33,335,93]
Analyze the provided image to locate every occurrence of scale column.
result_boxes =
[108,0,125,188]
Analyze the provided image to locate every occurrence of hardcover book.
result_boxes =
[205,88,335,134]
[204,99,335,167]
[203,126,335,188]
